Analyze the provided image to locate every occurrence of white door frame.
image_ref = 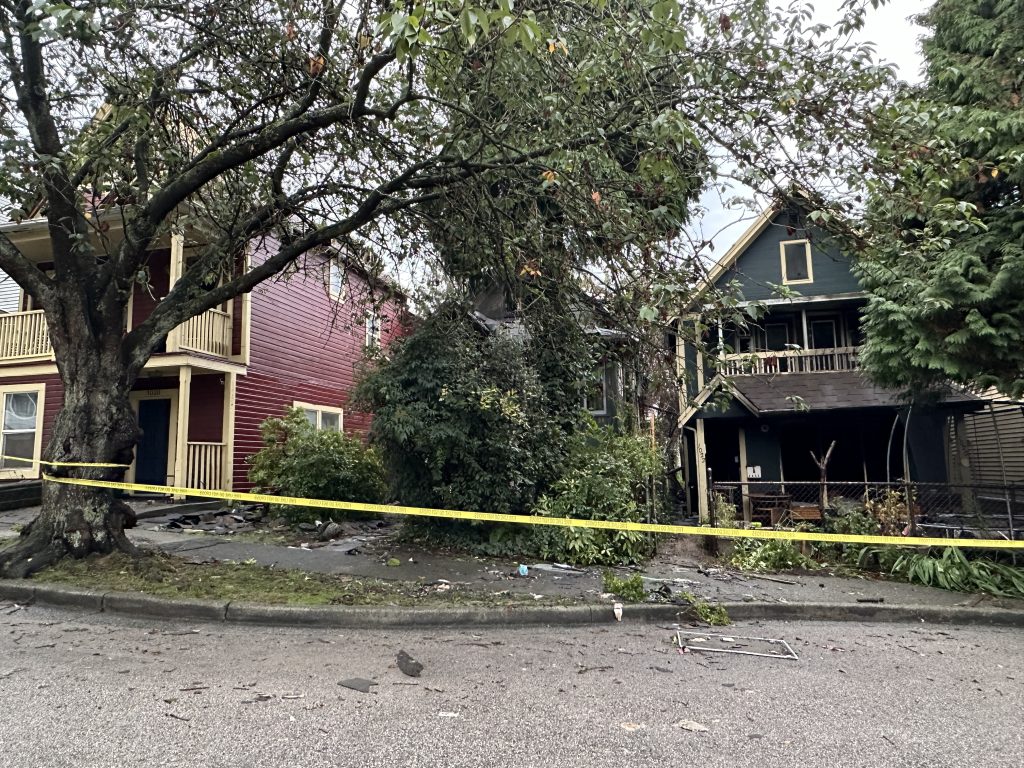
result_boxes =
[128,388,179,489]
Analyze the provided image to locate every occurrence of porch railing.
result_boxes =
[176,308,232,358]
[0,309,51,360]
[185,441,226,491]
[0,307,235,362]
[718,346,860,376]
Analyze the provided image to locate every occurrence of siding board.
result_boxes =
[232,244,405,490]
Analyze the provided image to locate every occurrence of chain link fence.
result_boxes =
[711,480,1021,541]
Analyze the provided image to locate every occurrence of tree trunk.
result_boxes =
[0,348,141,578]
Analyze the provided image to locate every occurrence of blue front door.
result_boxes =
[136,399,171,485]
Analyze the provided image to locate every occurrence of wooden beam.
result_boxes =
[173,365,192,498]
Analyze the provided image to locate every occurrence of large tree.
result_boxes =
[0,0,891,576]
[858,0,1024,396]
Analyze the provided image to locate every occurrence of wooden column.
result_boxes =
[221,371,237,491]
[173,365,192,497]
[166,231,185,353]
[695,419,709,522]
[738,427,751,523]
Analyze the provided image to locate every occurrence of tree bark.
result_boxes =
[0,335,141,578]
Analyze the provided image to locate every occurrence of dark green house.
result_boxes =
[677,200,983,522]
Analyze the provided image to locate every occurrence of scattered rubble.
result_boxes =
[339,678,378,693]
[396,650,423,678]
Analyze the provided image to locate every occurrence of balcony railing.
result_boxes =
[185,441,226,490]
[718,346,860,376]
[0,310,51,360]
[0,308,234,363]
[176,308,232,358]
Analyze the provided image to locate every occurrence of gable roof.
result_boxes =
[701,201,784,294]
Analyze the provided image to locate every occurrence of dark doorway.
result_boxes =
[136,398,172,485]
[704,423,741,484]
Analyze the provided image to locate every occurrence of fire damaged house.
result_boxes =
[675,200,992,525]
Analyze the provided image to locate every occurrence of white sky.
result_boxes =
[695,0,934,253]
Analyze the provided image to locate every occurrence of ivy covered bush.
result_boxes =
[356,304,660,565]
[534,420,662,565]
[247,408,388,523]
[355,304,590,515]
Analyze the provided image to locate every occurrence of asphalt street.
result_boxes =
[0,606,1021,768]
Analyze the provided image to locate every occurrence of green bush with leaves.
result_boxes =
[729,536,820,573]
[355,304,591,516]
[890,548,1024,600]
[247,408,387,524]
[534,420,662,566]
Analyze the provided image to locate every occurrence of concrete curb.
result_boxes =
[2,580,1022,629]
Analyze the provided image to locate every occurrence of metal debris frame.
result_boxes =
[675,630,799,661]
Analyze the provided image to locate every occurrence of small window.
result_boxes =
[328,260,347,301]
[1,390,40,474]
[583,366,608,416]
[365,311,382,348]
[780,240,813,284]
[294,402,343,431]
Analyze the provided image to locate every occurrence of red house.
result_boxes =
[0,217,405,493]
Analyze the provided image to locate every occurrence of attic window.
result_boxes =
[328,260,347,301]
[780,240,813,285]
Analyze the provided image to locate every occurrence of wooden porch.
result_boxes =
[0,307,233,363]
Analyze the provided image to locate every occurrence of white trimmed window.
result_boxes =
[294,401,343,431]
[0,384,45,479]
[327,260,347,301]
[582,365,608,416]
[780,239,813,285]
[365,311,382,348]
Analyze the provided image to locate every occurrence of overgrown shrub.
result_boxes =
[890,547,1024,599]
[602,571,646,602]
[247,408,387,524]
[823,499,882,567]
[729,536,820,572]
[533,420,662,565]
[355,305,590,515]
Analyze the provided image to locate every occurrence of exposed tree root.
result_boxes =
[0,498,141,579]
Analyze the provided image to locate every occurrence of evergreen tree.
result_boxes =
[859,0,1024,396]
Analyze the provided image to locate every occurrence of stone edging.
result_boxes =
[2,580,1022,629]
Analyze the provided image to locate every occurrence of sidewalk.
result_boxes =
[3,502,1019,615]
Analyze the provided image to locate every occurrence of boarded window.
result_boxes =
[781,240,812,283]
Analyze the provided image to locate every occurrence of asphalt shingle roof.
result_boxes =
[728,372,981,414]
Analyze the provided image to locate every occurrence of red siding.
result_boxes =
[232,244,405,489]
[188,374,224,442]
[131,249,171,331]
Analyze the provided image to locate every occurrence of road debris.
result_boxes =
[397,650,423,678]
[339,677,378,693]
[437,711,459,718]
[620,722,646,732]
[675,719,710,732]
[675,631,799,661]
[613,602,623,621]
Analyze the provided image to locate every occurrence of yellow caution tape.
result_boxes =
[0,455,129,469]
[42,474,1023,550]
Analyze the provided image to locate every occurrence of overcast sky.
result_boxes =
[694,0,934,253]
